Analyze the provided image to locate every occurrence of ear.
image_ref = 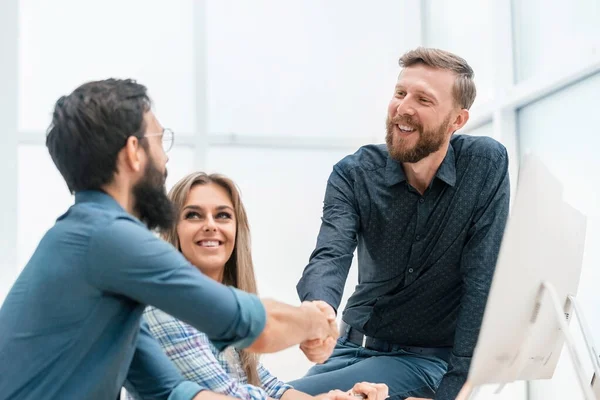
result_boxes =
[121,136,145,173]
[451,109,470,132]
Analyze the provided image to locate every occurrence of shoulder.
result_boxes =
[451,134,508,164]
[88,216,175,264]
[46,201,141,250]
[91,216,151,245]
[334,143,389,174]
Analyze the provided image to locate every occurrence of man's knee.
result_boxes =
[304,361,334,377]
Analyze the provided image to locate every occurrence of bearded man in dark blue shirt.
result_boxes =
[292,47,510,400]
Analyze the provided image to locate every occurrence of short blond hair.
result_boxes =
[399,47,476,110]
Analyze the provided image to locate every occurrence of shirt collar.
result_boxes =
[385,156,407,186]
[74,189,126,212]
[385,143,457,187]
[435,144,457,187]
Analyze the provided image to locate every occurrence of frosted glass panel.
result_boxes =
[166,146,195,192]
[464,122,493,138]
[517,73,600,399]
[207,146,359,380]
[513,0,600,82]
[17,145,73,270]
[18,144,195,270]
[206,0,420,138]
[19,0,195,133]
[423,0,495,107]
[206,146,354,302]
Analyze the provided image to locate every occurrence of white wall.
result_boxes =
[0,0,18,303]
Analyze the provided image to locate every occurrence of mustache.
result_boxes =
[389,115,422,129]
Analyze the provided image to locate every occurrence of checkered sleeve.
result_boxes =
[144,307,271,400]
[257,362,293,399]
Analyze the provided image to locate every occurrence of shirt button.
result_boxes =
[416,234,421,241]
[419,198,425,204]
[408,268,414,273]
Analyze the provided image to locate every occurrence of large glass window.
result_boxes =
[422,0,496,108]
[18,144,194,270]
[517,72,600,399]
[206,1,418,138]
[19,0,195,134]
[207,146,359,380]
[512,0,600,82]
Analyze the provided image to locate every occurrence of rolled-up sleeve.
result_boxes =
[168,381,205,400]
[85,218,265,351]
[124,321,206,400]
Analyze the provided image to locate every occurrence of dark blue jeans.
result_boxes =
[288,336,448,400]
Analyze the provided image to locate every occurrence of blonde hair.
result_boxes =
[399,47,477,110]
[162,172,260,386]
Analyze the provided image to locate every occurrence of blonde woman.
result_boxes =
[130,172,387,400]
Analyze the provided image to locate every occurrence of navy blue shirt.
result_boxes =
[0,190,266,400]
[297,135,510,399]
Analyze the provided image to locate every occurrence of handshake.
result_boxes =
[298,300,339,364]
[251,299,340,364]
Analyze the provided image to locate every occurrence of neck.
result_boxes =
[402,144,449,195]
[202,267,225,284]
[101,182,137,216]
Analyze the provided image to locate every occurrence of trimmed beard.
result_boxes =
[132,155,175,231]
[386,114,451,163]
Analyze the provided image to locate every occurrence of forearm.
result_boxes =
[297,164,359,309]
[432,354,470,400]
[280,389,314,400]
[88,221,264,347]
[247,299,313,353]
[296,259,349,313]
[192,391,239,400]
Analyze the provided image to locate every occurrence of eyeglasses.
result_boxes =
[144,128,175,153]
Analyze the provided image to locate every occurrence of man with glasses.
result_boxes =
[144,127,175,153]
[0,79,342,400]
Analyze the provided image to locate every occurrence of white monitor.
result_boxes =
[467,154,587,386]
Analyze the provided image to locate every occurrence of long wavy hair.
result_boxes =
[162,172,260,386]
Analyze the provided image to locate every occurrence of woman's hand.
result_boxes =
[348,382,389,400]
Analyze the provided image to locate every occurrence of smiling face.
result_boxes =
[385,64,460,163]
[176,182,236,281]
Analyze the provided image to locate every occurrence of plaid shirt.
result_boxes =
[126,306,292,400]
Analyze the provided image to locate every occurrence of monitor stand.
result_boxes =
[457,281,599,400]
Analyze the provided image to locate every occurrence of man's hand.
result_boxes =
[454,381,474,400]
[299,301,338,363]
[248,299,340,356]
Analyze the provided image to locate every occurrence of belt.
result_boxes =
[340,320,452,363]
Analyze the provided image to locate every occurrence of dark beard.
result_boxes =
[132,158,175,231]
[386,114,450,163]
